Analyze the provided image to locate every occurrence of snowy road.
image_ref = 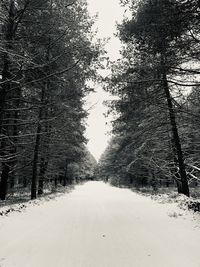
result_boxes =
[0,181,200,267]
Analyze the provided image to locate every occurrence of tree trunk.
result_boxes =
[31,73,49,199]
[35,26,52,196]
[54,177,58,187]
[31,122,41,199]
[38,106,51,195]
[176,179,183,194]
[0,1,15,200]
[63,172,67,187]
[161,63,190,197]
[63,161,68,187]
[0,163,10,200]
[38,157,48,195]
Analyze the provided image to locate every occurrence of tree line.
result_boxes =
[0,0,100,200]
[98,0,200,197]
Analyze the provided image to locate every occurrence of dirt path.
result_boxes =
[0,181,199,267]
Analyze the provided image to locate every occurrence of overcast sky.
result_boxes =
[85,0,126,161]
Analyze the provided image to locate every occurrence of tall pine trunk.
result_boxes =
[31,121,42,199]
[161,59,190,197]
[36,27,51,197]
[63,160,69,187]
[31,84,45,199]
[0,0,16,200]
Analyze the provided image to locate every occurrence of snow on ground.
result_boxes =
[0,181,200,267]
[134,188,200,212]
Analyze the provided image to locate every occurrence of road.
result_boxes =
[0,181,200,267]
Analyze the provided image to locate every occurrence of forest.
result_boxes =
[0,0,99,201]
[0,0,200,203]
[97,0,200,198]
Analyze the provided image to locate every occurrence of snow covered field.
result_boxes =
[0,181,199,267]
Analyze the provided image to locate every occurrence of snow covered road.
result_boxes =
[0,181,200,267]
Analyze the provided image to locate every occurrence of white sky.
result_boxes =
[85,0,126,161]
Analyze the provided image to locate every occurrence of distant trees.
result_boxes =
[0,0,100,200]
[99,0,200,196]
